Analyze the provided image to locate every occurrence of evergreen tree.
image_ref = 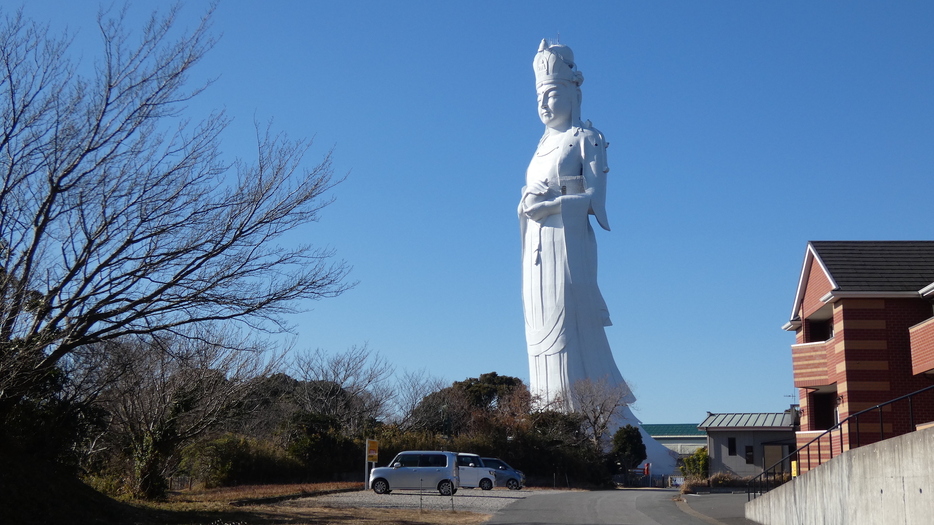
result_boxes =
[611,424,647,471]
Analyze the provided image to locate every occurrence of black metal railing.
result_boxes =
[747,383,934,500]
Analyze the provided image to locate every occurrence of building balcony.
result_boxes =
[792,340,830,388]
[909,316,934,375]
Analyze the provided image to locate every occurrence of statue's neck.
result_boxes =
[545,117,581,134]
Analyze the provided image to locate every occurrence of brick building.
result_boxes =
[784,241,934,471]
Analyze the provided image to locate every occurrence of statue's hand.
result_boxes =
[526,179,551,196]
[524,197,562,222]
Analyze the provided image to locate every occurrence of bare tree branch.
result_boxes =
[291,344,394,437]
[391,367,446,429]
[569,377,631,449]
[0,6,352,415]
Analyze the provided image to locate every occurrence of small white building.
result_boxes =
[698,409,798,477]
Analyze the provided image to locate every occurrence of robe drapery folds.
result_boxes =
[519,125,634,410]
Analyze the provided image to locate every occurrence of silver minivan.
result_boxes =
[369,451,460,495]
[482,457,525,490]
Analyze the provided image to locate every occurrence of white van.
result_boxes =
[369,451,460,495]
[456,453,497,490]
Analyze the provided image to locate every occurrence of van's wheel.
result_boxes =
[479,478,493,491]
[506,478,520,490]
[372,479,390,494]
[438,480,454,496]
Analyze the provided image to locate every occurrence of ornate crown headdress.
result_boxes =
[533,39,584,88]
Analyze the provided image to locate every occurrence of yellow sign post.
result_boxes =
[364,439,379,487]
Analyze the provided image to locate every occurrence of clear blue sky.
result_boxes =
[18,1,934,424]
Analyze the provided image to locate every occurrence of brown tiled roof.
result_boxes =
[810,241,934,292]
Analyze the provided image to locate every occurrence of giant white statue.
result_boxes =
[519,40,676,474]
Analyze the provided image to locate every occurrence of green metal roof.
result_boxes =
[697,412,795,430]
[642,423,706,437]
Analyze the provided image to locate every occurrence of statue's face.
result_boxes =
[537,82,573,130]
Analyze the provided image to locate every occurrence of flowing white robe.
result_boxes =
[519,125,633,410]
[518,124,678,474]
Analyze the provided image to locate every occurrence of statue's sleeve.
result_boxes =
[582,128,610,231]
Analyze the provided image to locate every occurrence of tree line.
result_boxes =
[12,333,646,499]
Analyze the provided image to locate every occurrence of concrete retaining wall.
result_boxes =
[745,426,934,524]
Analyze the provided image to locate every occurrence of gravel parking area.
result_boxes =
[280,488,559,514]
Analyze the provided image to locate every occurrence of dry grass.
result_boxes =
[226,505,489,525]
[131,482,491,525]
[167,482,360,504]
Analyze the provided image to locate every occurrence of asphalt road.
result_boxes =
[487,488,714,525]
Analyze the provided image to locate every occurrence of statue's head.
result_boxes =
[533,40,583,129]
[533,40,583,89]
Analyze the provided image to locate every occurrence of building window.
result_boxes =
[728,437,736,456]
[745,446,754,465]
[809,392,837,430]
[806,318,833,342]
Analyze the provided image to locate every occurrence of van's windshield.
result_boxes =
[394,454,420,467]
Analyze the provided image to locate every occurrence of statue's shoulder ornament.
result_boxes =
[576,121,609,174]
[577,120,610,231]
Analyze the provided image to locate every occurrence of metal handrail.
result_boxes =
[747,383,934,500]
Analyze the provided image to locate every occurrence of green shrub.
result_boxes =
[284,413,360,480]
[180,434,303,487]
[679,446,709,478]
[83,473,130,498]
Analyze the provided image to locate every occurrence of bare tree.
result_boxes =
[392,368,446,430]
[569,377,632,448]
[89,325,279,499]
[0,6,351,420]
[291,344,394,437]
